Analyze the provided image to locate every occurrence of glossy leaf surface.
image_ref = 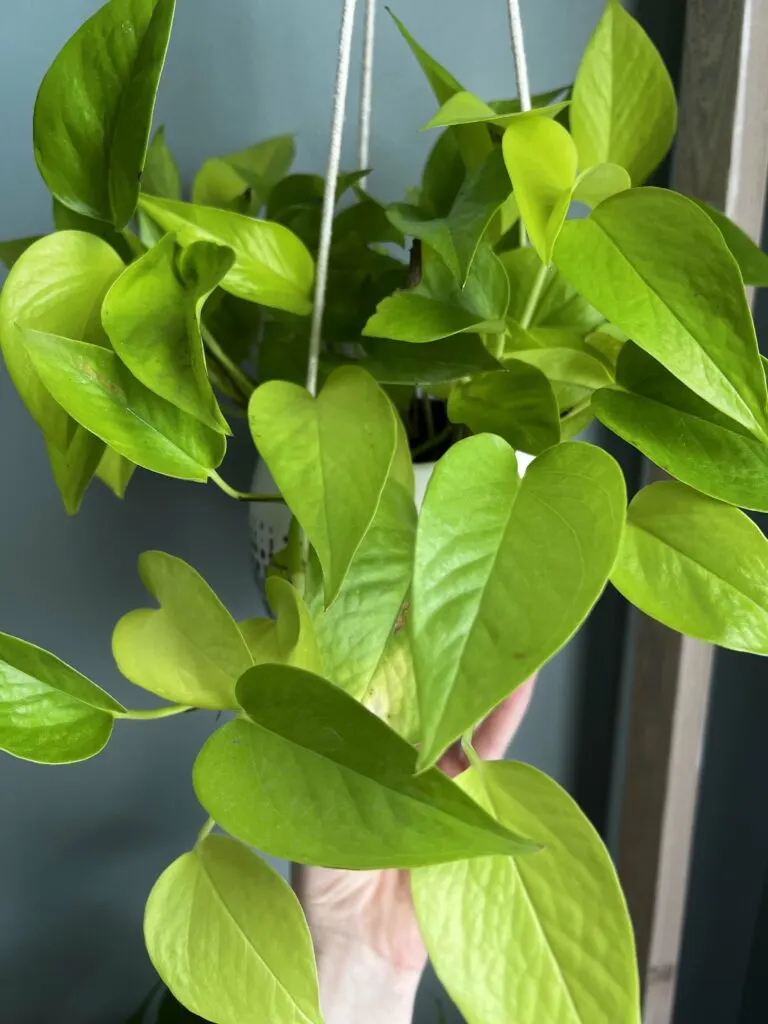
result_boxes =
[363,244,509,342]
[249,368,397,603]
[448,365,561,454]
[570,0,676,184]
[554,188,768,441]
[24,331,226,480]
[102,234,231,432]
[0,231,124,450]
[137,195,314,314]
[194,665,536,868]
[145,835,323,1024]
[690,198,768,287]
[305,480,416,699]
[612,481,768,653]
[113,551,252,709]
[502,117,578,264]
[0,236,41,270]
[0,632,123,763]
[412,436,625,767]
[413,762,640,1024]
[594,343,768,511]
[34,0,175,226]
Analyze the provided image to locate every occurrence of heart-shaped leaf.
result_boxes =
[23,331,226,481]
[0,231,124,450]
[595,343,768,511]
[193,135,295,213]
[388,147,511,284]
[137,195,315,315]
[689,198,768,288]
[248,367,397,603]
[422,90,569,131]
[193,665,537,868]
[34,0,176,227]
[304,480,416,699]
[611,481,768,653]
[412,761,641,1024]
[554,188,768,441]
[570,0,676,184]
[448,365,561,455]
[363,243,509,343]
[0,632,123,763]
[412,435,626,768]
[502,117,578,264]
[145,834,323,1024]
[102,234,232,433]
[238,576,323,675]
[113,551,253,709]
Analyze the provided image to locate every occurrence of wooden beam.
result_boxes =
[616,2,768,1022]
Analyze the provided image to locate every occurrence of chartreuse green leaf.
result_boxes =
[33,0,175,227]
[304,480,416,699]
[502,248,603,333]
[249,367,397,604]
[194,665,537,868]
[23,330,226,481]
[572,162,631,207]
[423,90,569,131]
[145,834,323,1024]
[502,117,578,264]
[193,136,295,213]
[46,429,106,516]
[0,237,41,270]
[413,436,625,768]
[238,576,323,674]
[690,199,768,287]
[387,9,491,172]
[95,448,137,499]
[448,364,561,455]
[354,335,500,385]
[113,551,253,709]
[364,628,420,744]
[594,343,768,511]
[142,126,181,199]
[363,244,509,343]
[0,632,123,764]
[612,481,768,653]
[554,188,768,441]
[102,234,232,433]
[0,231,124,450]
[412,761,641,1024]
[388,147,511,284]
[137,195,315,315]
[571,0,676,184]
[420,128,466,219]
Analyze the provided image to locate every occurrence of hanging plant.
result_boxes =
[2,0,768,1022]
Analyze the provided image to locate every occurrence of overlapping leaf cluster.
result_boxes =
[2,1,768,1022]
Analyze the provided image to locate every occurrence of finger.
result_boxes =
[471,676,536,761]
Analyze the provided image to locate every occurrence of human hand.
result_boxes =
[293,679,536,1024]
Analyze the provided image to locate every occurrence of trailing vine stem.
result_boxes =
[209,471,286,503]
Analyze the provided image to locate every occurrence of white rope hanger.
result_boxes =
[306,0,360,397]
[506,0,532,112]
[358,0,376,185]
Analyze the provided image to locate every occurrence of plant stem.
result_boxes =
[201,324,255,400]
[197,817,215,845]
[210,470,285,503]
[411,424,453,460]
[114,704,193,721]
[519,262,550,329]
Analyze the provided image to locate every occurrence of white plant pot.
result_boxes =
[249,450,534,589]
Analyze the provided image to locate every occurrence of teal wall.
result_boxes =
[0,2,606,1021]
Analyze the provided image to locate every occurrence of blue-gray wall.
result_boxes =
[0,2,604,1021]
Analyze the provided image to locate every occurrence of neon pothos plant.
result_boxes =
[2,0,768,1021]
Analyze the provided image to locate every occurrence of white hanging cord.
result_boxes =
[357,0,376,187]
[506,0,532,112]
[306,0,360,397]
